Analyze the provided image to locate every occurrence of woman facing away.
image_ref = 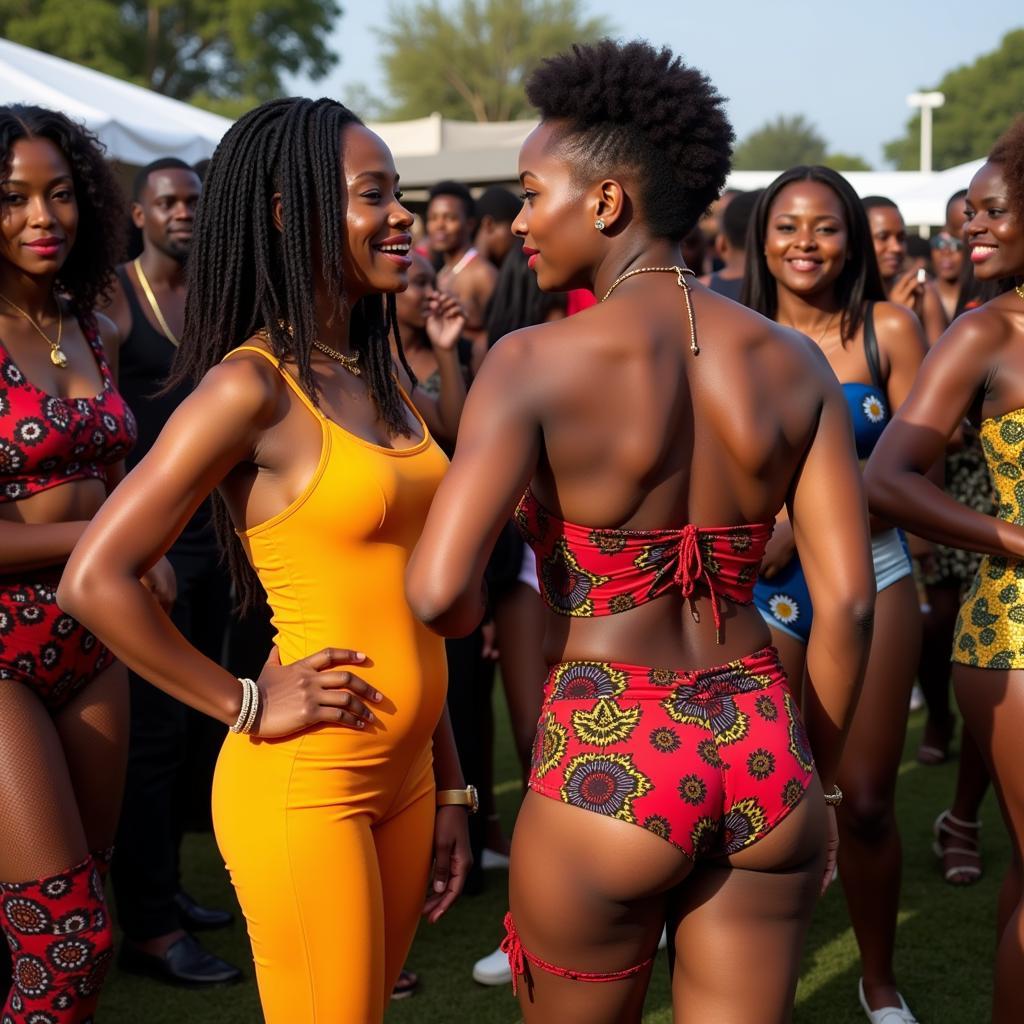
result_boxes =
[866,116,1024,1024]
[0,104,168,1023]
[406,40,874,1024]
[58,97,471,1024]
[745,167,928,1023]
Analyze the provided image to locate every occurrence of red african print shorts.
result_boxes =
[528,645,815,859]
[0,570,113,713]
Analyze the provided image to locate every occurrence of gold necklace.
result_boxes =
[257,325,361,376]
[133,258,180,347]
[0,292,67,368]
[1015,283,1024,303]
[600,265,700,355]
[311,337,361,375]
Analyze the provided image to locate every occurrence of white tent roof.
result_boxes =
[0,38,231,165]
[370,114,984,225]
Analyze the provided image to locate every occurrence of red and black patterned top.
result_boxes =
[0,321,137,502]
[514,488,772,638]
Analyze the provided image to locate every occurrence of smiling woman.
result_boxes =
[55,97,471,1024]
[0,103,141,1024]
[865,115,1024,1024]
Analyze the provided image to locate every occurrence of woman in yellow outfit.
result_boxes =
[58,97,472,1024]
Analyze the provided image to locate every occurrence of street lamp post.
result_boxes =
[906,91,945,174]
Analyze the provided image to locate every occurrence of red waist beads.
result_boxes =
[514,489,772,636]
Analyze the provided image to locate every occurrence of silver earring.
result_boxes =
[595,218,606,231]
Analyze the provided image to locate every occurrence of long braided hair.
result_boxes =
[166,97,416,609]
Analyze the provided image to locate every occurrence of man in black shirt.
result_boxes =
[102,158,240,987]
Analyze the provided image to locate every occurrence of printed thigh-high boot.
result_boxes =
[0,854,114,1023]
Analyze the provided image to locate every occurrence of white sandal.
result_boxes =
[932,809,982,885]
[858,978,919,1023]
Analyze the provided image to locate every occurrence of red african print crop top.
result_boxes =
[514,489,772,639]
[0,321,137,502]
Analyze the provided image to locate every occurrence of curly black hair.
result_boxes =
[0,104,125,323]
[165,96,416,610]
[524,39,734,240]
[742,166,886,344]
[989,114,1024,225]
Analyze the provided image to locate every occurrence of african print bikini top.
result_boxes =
[514,489,772,639]
[0,321,137,502]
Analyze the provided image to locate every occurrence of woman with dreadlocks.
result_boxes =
[58,97,471,1024]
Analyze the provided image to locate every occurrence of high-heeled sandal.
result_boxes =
[932,809,982,885]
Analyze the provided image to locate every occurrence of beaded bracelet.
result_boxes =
[230,677,260,734]
[823,784,843,807]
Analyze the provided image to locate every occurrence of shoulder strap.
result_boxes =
[224,344,325,423]
[862,302,884,393]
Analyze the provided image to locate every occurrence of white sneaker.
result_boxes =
[481,848,511,870]
[909,684,925,712]
[858,979,919,1023]
[473,945,512,986]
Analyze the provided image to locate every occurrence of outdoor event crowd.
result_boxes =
[0,34,1022,1024]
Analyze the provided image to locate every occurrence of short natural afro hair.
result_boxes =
[989,115,1024,225]
[525,39,734,240]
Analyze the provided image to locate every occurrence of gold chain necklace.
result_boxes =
[600,265,700,355]
[257,325,361,376]
[133,258,180,347]
[311,337,361,375]
[1015,283,1024,303]
[0,292,67,368]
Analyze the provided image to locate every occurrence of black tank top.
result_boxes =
[708,272,744,302]
[115,265,214,552]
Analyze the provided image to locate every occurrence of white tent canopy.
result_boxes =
[371,114,984,225]
[0,38,231,165]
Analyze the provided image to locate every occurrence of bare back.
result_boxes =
[409,276,860,675]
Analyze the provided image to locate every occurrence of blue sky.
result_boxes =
[290,0,1022,168]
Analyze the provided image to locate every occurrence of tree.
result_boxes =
[822,152,873,172]
[0,0,341,110]
[885,28,1024,170]
[376,0,611,122]
[732,115,827,170]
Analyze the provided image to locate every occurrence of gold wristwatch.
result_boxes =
[436,785,479,813]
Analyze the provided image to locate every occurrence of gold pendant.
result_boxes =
[50,346,68,369]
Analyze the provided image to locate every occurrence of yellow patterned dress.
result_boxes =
[953,409,1024,668]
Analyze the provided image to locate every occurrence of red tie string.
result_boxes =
[673,524,723,641]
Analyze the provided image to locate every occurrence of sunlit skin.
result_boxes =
[867,204,907,283]
[390,250,467,445]
[58,122,472,959]
[868,202,948,343]
[865,158,1024,1023]
[426,194,497,350]
[757,178,927,1014]
[0,137,128,536]
[946,194,969,238]
[406,116,875,1023]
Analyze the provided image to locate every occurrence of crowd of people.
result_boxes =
[0,34,1022,1024]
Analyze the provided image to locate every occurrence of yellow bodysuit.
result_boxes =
[211,346,449,1023]
[953,408,1024,669]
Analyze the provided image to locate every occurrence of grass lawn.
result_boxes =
[98,692,1004,1023]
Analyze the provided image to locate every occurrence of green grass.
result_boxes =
[98,693,1005,1023]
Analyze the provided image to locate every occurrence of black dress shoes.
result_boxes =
[174,890,234,931]
[119,933,243,987]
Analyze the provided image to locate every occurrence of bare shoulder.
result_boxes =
[871,300,923,341]
[467,256,498,286]
[196,343,283,426]
[933,302,1014,360]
